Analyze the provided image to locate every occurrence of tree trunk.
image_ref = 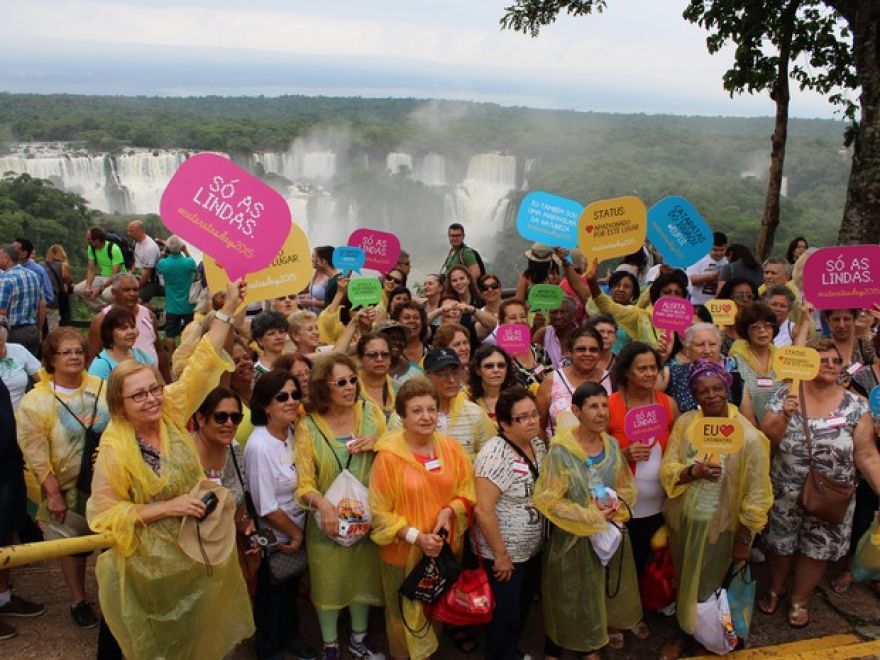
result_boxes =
[837,1,880,244]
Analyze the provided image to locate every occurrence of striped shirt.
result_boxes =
[0,265,43,326]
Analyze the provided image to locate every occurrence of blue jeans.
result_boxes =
[483,553,541,660]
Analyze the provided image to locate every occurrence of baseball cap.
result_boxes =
[424,347,461,373]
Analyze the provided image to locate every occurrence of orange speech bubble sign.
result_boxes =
[578,196,647,263]
[689,416,745,459]
[705,299,738,327]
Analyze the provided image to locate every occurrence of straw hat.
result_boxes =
[178,480,236,568]
[523,242,555,262]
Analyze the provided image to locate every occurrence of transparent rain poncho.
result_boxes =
[368,430,475,660]
[533,429,641,652]
[660,405,772,635]
[87,337,254,659]
[294,400,387,610]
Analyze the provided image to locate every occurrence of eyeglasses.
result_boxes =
[572,346,600,354]
[274,391,303,403]
[123,383,164,403]
[277,295,297,301]
[512,411,541,424]
[448,232,464,239]
[57,348,85,357]
[479,282,501,292]
[385,274,403,285]
[363,351,391,360]
[749,322,775,332]
[330,375,358,388]
[819,357,844,366]
[481,361,506,370]
[732,292,755,301]
[212,411,244,425]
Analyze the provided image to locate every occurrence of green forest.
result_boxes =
[0,93,852,287]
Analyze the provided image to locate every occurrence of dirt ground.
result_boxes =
[3,555,880,659]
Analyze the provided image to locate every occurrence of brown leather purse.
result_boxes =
[797,388,856,525]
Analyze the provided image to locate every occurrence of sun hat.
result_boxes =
[178,479,236,569]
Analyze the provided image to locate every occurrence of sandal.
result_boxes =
[758,590,786,615]
[831,570,853,594]
[630,620,650,640]
[788,602,809,628]
[607,631,624,649]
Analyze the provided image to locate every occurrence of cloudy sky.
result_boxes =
[0,0,845,117]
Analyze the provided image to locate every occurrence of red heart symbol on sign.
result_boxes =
[719,424,734,437]
[721,304,731,313]
[585,225,594,233]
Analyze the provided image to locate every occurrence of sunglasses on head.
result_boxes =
[212,411,244,424]
[331,375,359,388]
[273,391,302,403]
[385,274,403,285]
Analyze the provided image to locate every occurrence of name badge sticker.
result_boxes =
[512,461,530,476]
[756,377,775,389]
[826,416,847,428]
[847,362,863,375]
[424,458,441,472]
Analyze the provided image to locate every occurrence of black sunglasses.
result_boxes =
[212,411,244,425]
[274,391,303,403]
[479,282,501,291]
[385,274,404,285]
[330,375,359,388]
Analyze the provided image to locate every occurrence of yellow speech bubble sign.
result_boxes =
[773,346,820,395]
[578,196,647,263]
[689,416,745,459]
[705,299,738,327]
[204,222,311,305]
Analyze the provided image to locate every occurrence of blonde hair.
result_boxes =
[288,310,318,335]
[46,244,69,262]
[106,360,163,418]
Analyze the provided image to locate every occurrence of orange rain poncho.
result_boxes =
[87,337,254,659]
[533,429,641,653]
[660,404,772,634]
[368,430,475,659]
[294,400,387,610]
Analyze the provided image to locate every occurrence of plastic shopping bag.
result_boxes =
[314,469,371,546]
[852,513,880,582]
[725,562,756,644]
[694,589,738,655]
[589,522,623,566]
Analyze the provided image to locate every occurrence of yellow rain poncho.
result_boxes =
[86,338,254,660]
[533,429,641,652]
[358,371,396,421]
[368,430,475,660]
[660,405,772,634]
[592,292,661,347]
[294,400,387,610]
[16,370,110,517]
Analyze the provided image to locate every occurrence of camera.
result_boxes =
[199,491,219,521]
[248,528,277,550]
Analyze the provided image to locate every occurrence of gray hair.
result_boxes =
[764,284,795,306]
[559,296,578,313]
[0,245,21,263]
[684,322,722,346]
[111,272,138,291]
[763,257,790,275]
[165,235,185,254]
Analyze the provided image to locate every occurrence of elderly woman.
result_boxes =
[822,309,876,389]
[468,344,519,422]
[0,318,40,410]
[244,370,317,660]
[764,285,799,347]
[16,327,110,628]
[369,377,475,660]
[288,310,323,358]
[728,303,783,414]
[356,332,396,420]
[759,338,880,628]
[659,361,772,660]
[474,387,546,660]
[252,310,291,378]
[88,306,155,381]
[294,353,386,660]
[533,297,578,369]
[85,281,254,658]
[534,382,640,659]
[496,299,552,389]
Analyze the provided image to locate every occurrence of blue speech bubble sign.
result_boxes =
[870,385,880,416]
[647,196,713,268]
[516,191,582,249]
[332,246,365,274]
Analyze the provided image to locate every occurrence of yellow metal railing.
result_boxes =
[0,533,114,569]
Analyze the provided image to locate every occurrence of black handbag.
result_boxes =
[397,529,461,637]
[53,380,103,513]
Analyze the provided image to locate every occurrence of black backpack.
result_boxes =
[105,232,135,270]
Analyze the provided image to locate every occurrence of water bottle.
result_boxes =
[586,459,609,507]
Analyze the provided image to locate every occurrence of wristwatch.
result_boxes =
[215,310,233,325]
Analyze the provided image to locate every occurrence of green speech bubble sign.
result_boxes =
[348,277,383,309]
[528,284,565,311]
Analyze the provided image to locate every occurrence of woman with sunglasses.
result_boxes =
[381,269,407,307]
[759,337,880,629]
[244,370,317,660]
[356,333,395,421]
[86,280,254,659]
[475,273,503,340]
[294,353,387,660]
[468,344,519,422]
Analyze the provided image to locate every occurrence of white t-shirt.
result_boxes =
[774,320,794,347]
[243,426,306,543]
[686,255,727,305]
[0,343,40,410]
[632,441,665,518]
[473,436,546,563]
[134,236,161,272]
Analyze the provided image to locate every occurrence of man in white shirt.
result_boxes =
[127,220,162,303]
[686,231,728,305]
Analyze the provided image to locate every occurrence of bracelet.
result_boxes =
[405,527,420,545]
[215,310,233,325]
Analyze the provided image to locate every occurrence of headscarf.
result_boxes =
[688,359,732,394]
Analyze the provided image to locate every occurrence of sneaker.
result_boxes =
[348,634,386,660]
[70,601,99,628]
[0,619,17,641]
[287,637,318,660]
[321,645,339,660]
[0,594,45,618]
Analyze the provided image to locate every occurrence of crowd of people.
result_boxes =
[0,221,879,660]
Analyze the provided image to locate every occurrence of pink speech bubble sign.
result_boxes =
[803,245,880,310]
[160,153,291,281]
[496,323,531,357]
[653,296,694,340]
[624,403,669,445]
[347,228,401,274]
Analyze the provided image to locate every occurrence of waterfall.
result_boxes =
[417,153,447,186]
[386,152,413,176]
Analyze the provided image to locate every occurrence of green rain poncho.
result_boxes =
[533,429,641,653]
[660,405,772,634]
